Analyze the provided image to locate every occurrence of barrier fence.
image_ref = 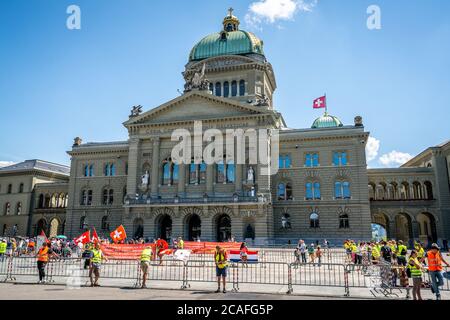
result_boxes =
[1,254,448,298]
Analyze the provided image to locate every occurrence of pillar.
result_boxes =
[178,164,186,196]
[126,137,140,197]
[206,165,214,195]
[235,164,243,194]
[150,137,160,196]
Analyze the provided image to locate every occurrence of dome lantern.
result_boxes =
[223,7,240,32]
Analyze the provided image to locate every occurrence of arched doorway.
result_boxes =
[244,224,255,240]
[394,213,412,243]
[187,214,201,241]
[216,214,231,242]
[36,219,47,236]
[157,214,172,242]
[133,218,144,239]
[372,212,390,240]
[49,218,59,237]
[416,212,437,246]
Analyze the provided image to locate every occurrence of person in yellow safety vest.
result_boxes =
[350,242,358,264]
[408,250,425,300]
[344,240,352,263]
[139,246,153,289]
[371,243,381,264]
[177,237,184,250]
[89,242,108,287]
[415,242,426,264]
[214,246,229,293]
[396,240,408,266]
[0,239,7,262]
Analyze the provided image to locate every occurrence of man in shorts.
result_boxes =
[89,242,108,287]
[214,246,228,293]
[140,245,153,288]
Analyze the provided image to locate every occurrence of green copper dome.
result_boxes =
[189,30,264,61]
[311,113,344,129]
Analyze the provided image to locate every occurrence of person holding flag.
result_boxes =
[110,225,127,243]
[139,245,153,289]
[89,241,108,287]
[91,228,100,244]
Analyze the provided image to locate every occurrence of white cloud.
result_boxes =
[365,136,380,162]
[379,151,413,167]
[0,161,15,168]
[245,0,317,28]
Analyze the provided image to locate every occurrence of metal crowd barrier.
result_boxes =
[2,254,446,298]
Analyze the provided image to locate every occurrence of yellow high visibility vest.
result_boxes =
[140,248,153,262]
[91,249,103,264]
[215,251,228,269]
[0,242,6,254]
[178,240,184,249]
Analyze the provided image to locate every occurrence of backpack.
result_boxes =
[382,246,392,259]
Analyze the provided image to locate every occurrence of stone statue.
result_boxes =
[254,94,269,107]
[183,63,210,92]
[247,166,255,183]
[130,105,143,117]
[281,213,291,229]
[140,170,150,191]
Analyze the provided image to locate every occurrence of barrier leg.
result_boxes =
[2,256,15,282]
[232,264,239,293]
[286,263,293,294]
[344,265,350,297]
[134,262,142,288]
[181,262,190,289]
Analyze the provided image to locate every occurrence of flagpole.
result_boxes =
[324,93,327,114]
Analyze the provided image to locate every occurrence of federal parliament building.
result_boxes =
[1,11,449,247]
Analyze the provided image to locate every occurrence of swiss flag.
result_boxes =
[74,230,90,245]
[110,225,127,243]
[313,96,326,109]
[91,228,100,244]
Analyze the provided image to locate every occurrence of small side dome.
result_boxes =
[311,112,344,129]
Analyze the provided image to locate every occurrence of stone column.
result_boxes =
[235,164,243,194]
[150,137,160,196]
[206,165,214,195]
[412,220,420,242]
[172,208,183,239]
[202,207,214,241]
[178,164,186,196]
[231,207,243,241]
[388,220,396,240]
[126,137,140,197]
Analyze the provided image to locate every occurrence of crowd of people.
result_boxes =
[1,235,450,299]
[341,239,450,300]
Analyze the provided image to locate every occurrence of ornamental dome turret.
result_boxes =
[189,8,265,62]
[311,112,344,129]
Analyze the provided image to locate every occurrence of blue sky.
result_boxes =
[0,0,449,168]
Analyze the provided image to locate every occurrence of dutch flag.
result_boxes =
[229,250,258,263]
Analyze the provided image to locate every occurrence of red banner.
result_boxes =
[99,242,244,259]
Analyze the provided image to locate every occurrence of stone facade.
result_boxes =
[1,12,449,247]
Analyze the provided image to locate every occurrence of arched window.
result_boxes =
[4,203,11,215]
[44,194,51,208]
[223,81,230,97]
[231,80,237,96]
[209,82,214,93]
[215,82,221,96]
[279,155,292,169]
[333,152,348,166]
[339,214,349,229]
[162,159,178,185]
[84,165,89,177]
[38,194,44,208]
[335,181,351,199]
[239,80,245,96]
[101,216,109,230]
[102,188,114,205]
[7,184,12,194]
[104,163,115,176]
[16,202,22,215]
[19,183,24,193]
[189,160,206,185]
[89,164,94,177]
[226,161,235,183]
[80,190,93,206]
[278,183,293,200]
[310,212,320,228]
[306,182,321,200]
[424,181,433,200]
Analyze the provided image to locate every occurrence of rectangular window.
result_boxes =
[305,154,312,167]
[312,154,319,167]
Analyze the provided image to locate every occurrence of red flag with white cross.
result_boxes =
[74,230,90,245]
[313,95,326,109]
[110,225,127,243]
[91,228,100,244]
